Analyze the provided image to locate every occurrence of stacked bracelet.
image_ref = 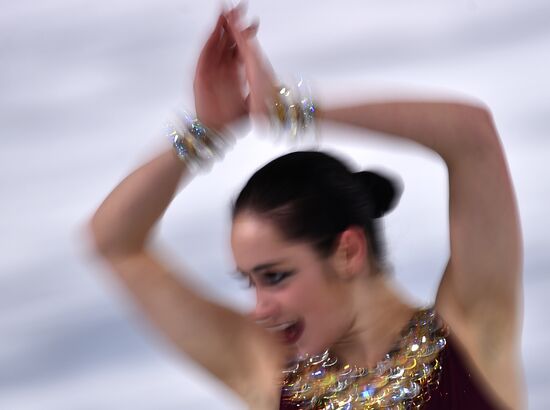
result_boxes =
[166,78,316,170]
[269,77,318,145]
[166,110,233,173]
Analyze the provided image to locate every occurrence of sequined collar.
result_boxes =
[280,307,448,409]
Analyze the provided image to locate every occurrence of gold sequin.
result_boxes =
[280,308,448,409]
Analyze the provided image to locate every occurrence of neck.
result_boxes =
[331,273,416,369]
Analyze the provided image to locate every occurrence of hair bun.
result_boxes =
[353,170,403,218]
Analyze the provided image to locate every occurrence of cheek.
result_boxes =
[283,270,328,311]
[290,267,344,312]
[286,270,351,353]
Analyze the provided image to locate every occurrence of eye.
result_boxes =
[237,275,255,289]
[231,270,256,289]
[260,271,293,286]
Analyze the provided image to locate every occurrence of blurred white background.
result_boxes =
[1,0,549,408]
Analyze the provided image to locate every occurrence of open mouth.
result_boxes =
[266,319,305,345]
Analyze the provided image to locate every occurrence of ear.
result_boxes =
[332,226,369,280]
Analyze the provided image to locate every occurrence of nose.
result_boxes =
[251,288,279,325]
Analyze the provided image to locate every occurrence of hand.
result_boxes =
[193,9,258,131]
[225,7,277,121]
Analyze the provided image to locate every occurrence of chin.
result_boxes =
[296,339,330,358]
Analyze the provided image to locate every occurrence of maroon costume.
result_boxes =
[279,310,501,409]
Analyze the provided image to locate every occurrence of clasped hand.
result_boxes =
[193,6,275,132]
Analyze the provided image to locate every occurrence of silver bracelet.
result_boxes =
[269,77,319,146]
[166,110,234,173]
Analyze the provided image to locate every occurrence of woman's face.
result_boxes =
[231,212,354,358]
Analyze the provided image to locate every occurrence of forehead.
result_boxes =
[231,213,309,271]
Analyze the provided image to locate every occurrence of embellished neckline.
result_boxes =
[280,307,449,409]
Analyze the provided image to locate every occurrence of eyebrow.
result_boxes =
[236,261,286,275]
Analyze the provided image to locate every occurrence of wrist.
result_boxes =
[166,110,235,173]
[197,117,226,134]
[266,80,319,146]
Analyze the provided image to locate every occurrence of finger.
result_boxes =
[242,20,259,38]
[198,13,225,64]
[228,22,258,62]
[222,37,238,63]
[226,10,247,50]
[231,1,248,18]
[227,6,244,29]
[206,13,225,52]
[230,3,252,33]
[217,34,230,64]
[227,10,260,50]
[222,16,257,44]
[217,19,231,56]
[221,17,238,62]
[221,18,257,61]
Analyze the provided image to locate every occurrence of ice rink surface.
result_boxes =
[1,0,549,408]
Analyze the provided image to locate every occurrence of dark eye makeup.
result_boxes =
[241,270,294,288]
[260,270,294,286]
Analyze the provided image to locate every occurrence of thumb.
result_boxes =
[242,20,259,38]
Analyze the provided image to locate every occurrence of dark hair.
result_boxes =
[232,151,402,267]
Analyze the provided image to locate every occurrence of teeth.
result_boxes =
[265,321,296,332]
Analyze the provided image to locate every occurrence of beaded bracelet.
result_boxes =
[269,77,318,146]
[166,110,234,173]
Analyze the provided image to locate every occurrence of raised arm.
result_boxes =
[89,12,284,407]
[228,11,523,326]
[318,99,524,409]
[318,102,523,329]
